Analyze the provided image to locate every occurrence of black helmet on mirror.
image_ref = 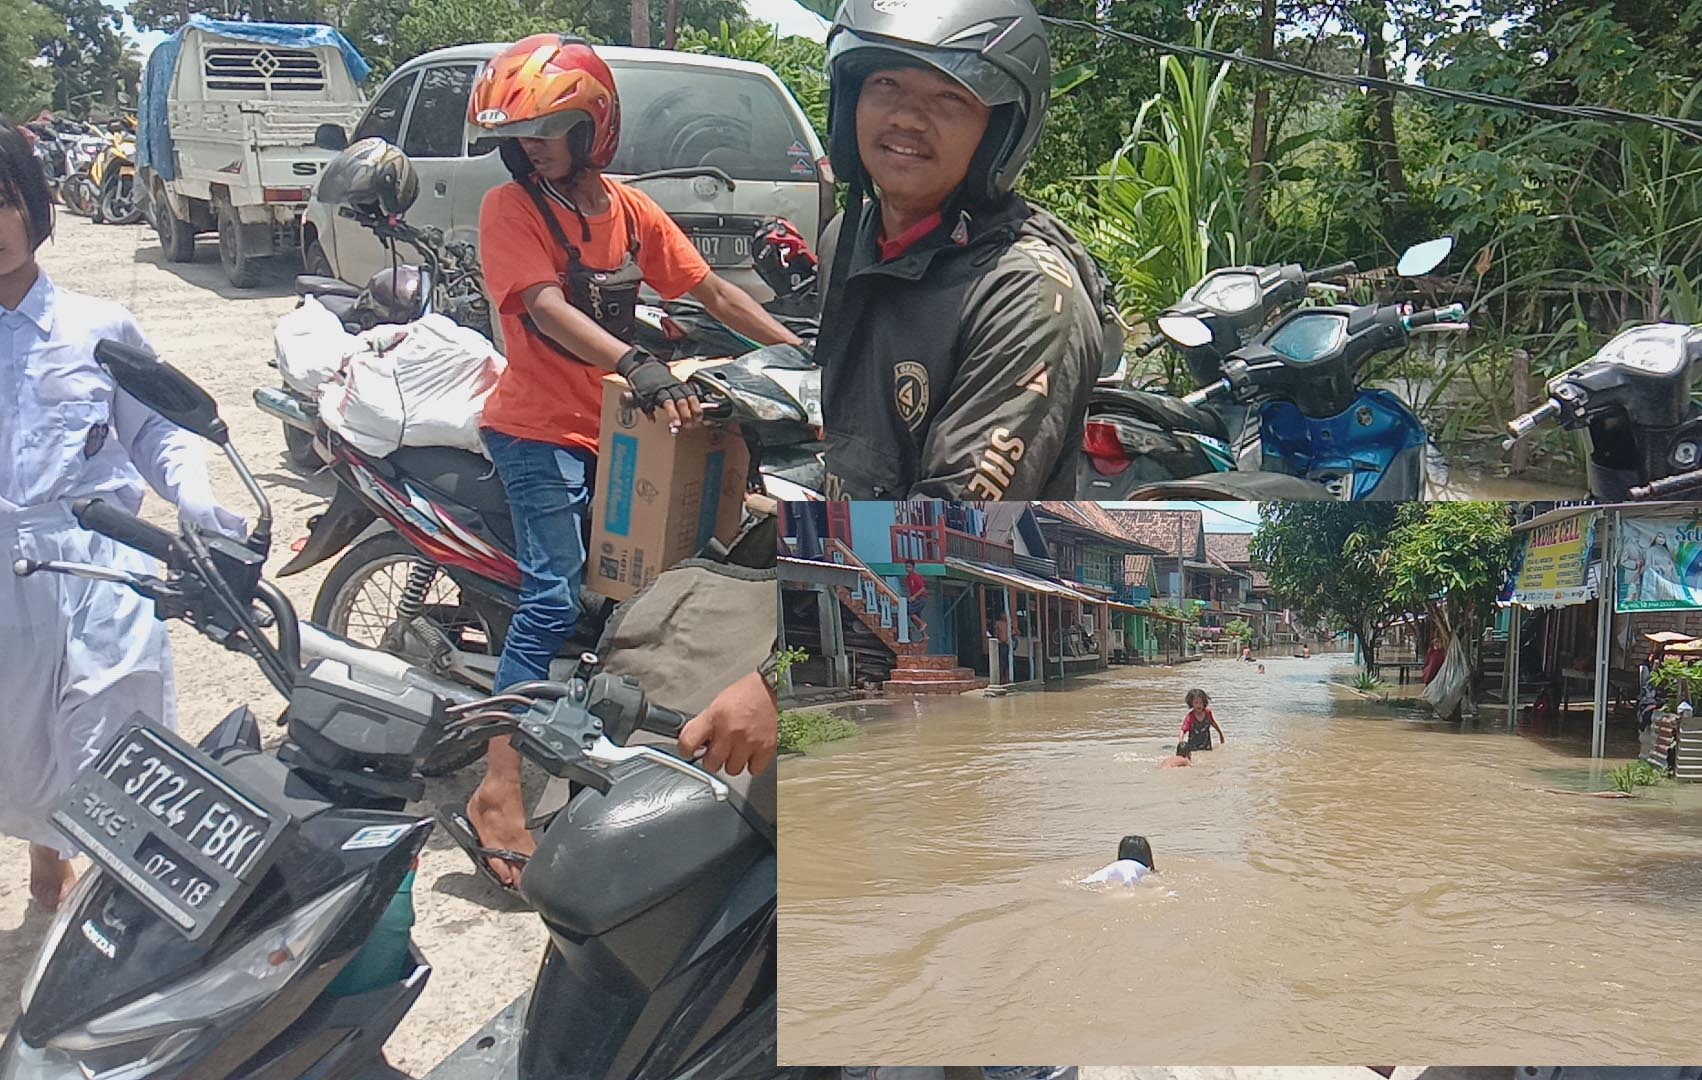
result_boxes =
[825,0,1051,207]
[318,138,419,219]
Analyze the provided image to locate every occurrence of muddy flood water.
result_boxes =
[779,655,1702,1066]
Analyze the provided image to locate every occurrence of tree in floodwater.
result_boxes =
[1251,502,1402,673]
[1383,501,1516,662]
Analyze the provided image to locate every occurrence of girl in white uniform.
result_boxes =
[0,118,242,909]
[1082,833,1158,886]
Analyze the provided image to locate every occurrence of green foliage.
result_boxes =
[1048,24,1247,387]
[1350,670,1385,693]
[0,0,60,117]
[1608,759,1669,793]
[38,0,141,117]
[677,19,827,137]
[1224,619,1253,643]
[778,709,860,753]
[1251,503,1403,672]
[1383,502,1516,644]
[1650,657,1702,696]
[773,645,809,681]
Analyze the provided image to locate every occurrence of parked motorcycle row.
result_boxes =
[30,115,144,226]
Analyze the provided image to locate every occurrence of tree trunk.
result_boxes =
[631,0,651,47]
[665,0,679,48]
[1359,4,1408,231]
[1241,0,1277,249]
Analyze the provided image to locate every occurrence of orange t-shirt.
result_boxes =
[478,176,712,453]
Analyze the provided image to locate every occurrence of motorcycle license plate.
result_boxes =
[52,719,289,941]
[691,232,751,268]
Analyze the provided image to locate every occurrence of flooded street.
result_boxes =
[779,656,1702,1066]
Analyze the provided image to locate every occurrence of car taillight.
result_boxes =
[264,187,310,203]
[1084,420,1133,476]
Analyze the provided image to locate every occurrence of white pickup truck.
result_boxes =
[137,16,369,287]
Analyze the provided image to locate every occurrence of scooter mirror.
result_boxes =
[93,339,229,447]
[1158,314,1214,349]
[1397,237,1455,277]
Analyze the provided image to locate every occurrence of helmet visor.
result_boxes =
[829,28,1025,109]
[470,109,588,140]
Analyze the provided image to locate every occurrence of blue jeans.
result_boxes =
[482,431,595,693]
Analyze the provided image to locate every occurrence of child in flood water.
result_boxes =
[1160,741,1192,768]
[1181,689,1226,752]
[1081,834,1157,886]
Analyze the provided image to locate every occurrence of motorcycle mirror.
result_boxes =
[1157,314,1213,349]
[93,340,229,447]
[1397,237,1454,277]
[314,123,349,152]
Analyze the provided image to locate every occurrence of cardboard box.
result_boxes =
[587,367,751,602]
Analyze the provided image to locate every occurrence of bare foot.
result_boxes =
[28,844,77,911]
[466,780,535,889]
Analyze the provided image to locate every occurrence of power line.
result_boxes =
[1190,502,1266,528]
[1043,16,1702,142]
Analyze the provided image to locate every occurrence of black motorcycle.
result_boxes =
[1503,322,1702,500]
[2,340,781,1080]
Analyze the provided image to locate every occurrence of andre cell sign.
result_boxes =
[1618,516,1702,611]
[1510,513,1597,606]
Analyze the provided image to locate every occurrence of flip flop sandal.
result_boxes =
[440,805,531,897]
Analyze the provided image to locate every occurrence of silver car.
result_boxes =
[303,43,831,305]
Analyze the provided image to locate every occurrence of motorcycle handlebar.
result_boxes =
[1134,336,1166,358]
[1307,260,1357,282]
[1630,469,1702,500]
[1403,303,1468,331]
[1503,399,1562,449]
[1183,379,1229,407]
[72,498,179,564]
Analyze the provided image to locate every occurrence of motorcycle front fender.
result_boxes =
[279,481,378,577]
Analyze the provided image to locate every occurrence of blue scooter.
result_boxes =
[1080,238,1464,500]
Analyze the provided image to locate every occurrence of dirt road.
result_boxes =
[0,214,544,1073]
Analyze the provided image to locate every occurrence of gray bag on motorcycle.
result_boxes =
[534,558,778,828]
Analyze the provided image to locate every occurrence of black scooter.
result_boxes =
[1503,322,1702,500]
[2,342,782,1080]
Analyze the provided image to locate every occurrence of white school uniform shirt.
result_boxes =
[1082,859,1152,886]
[1,271,216,515]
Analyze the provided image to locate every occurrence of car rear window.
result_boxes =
[606,63,818,185]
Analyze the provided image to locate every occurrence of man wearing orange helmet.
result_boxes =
[462,34,801,888]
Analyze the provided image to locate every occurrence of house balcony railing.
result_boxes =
[890,523,1014,566]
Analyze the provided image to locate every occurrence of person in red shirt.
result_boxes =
[903,559,928,640]
[459,35,801,890]
[1422,636,1447,685]
[1180,688,1226,752]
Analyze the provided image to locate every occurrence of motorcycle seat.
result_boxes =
[1092,388,1230,442]
[295,275,363,299]
[384,445,516,551]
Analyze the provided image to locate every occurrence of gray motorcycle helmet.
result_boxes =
[317,137,420,218]
[825,0,1052,206]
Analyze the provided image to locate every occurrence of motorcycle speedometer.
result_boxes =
[1190,271,1262,314]
[1266,311,1349,364]
[1599,323,1692,375]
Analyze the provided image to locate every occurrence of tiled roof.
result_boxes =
[1034,501,1164,552]
[1204,532,1252,566]
[1106,509,1204,559]
[1125,553,1154,588]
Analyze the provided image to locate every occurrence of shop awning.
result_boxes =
[778,556,864,589]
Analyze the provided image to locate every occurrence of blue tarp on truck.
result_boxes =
[138,16,371,182]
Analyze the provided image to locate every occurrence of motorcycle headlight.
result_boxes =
[18,868,102,1014]
[46,877,363,1054]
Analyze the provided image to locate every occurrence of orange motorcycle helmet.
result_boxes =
[467,34,621,181]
